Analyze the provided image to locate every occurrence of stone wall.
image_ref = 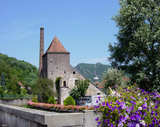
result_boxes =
[0,104,100,127]
[0,99,31,106]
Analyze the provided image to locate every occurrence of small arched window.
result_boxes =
[73,71,76,74]
[75,80,78,85]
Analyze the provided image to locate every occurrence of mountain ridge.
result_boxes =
[75,63,110,82]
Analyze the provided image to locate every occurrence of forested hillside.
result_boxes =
[0,53,38,94]
[75,63,110,82]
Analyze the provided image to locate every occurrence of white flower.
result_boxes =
[116,93,121,97]
[136,124,140,127]
[140,120,145,126]
[138,107,142,110]
[150,102,154,106]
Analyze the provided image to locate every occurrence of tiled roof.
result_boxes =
[46,36,69,53]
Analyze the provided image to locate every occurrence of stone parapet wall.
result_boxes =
[0,99,31,106]
[0,104,100,127]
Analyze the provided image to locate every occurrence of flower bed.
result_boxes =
[95,86,160,127]
[27,101,94,112]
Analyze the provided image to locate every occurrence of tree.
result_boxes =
[70,80,89,102]
[33,78,55,103]
[102,68,129,93]
[109,0,160,92]
[1,73,6,86]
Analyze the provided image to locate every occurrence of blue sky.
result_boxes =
[0,0,120,67]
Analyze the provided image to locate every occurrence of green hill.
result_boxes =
[75,63,110,82]
[0,53,38,94]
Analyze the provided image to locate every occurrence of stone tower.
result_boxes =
[39,28,104,104]
[42,36,74,104]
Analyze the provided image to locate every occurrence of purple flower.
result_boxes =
[119,102,126,109]
[142,103,147,109]
[95,117,99,121]
[130,96,136,100]
[98,96,101,101]
[130,101,136,105]
[154,105,158,109]
[97,121,101,126]
[102,101,106,106]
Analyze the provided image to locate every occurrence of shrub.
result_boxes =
[63,96,76,106]
[48,96,56,104]
[32,96,38,102]
[70,80,89,102]
[95,86,160,127]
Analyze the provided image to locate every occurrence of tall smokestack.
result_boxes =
[39,27,44,74]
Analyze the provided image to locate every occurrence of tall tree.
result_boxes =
[109,0,160,91]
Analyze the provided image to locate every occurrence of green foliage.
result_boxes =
[48,96,56,104]
[55,77,61,96]
[33,78,55,103]
[63,96,76,106]
[0,86,4,95]
[75,63,110,82]
[70,80,89,102]
[109,0,160,92]
[102,68,130,93]
[0,53,38,94]
[1,73,6,86]
[20,88,27,96]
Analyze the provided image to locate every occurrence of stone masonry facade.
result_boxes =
[39,27,104,104]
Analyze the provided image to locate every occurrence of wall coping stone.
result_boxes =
[0,103,85,127]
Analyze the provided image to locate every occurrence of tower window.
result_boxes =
[63,81,67,87]
[73,71,76,74]
[64,71,66,74]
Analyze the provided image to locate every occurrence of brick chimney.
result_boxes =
[39,27,44,74]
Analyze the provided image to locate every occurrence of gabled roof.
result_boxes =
[46,36,69,53]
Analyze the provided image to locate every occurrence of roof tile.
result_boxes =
[46,36,69,53]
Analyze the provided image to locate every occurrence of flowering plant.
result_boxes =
[95,86,160,127]
[27,101,94,112]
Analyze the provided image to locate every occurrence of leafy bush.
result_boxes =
[20,88,27,96]
[95,86,160,127]
[63,96,76,106]
[48,96,56,104]
[32,96,38,102]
